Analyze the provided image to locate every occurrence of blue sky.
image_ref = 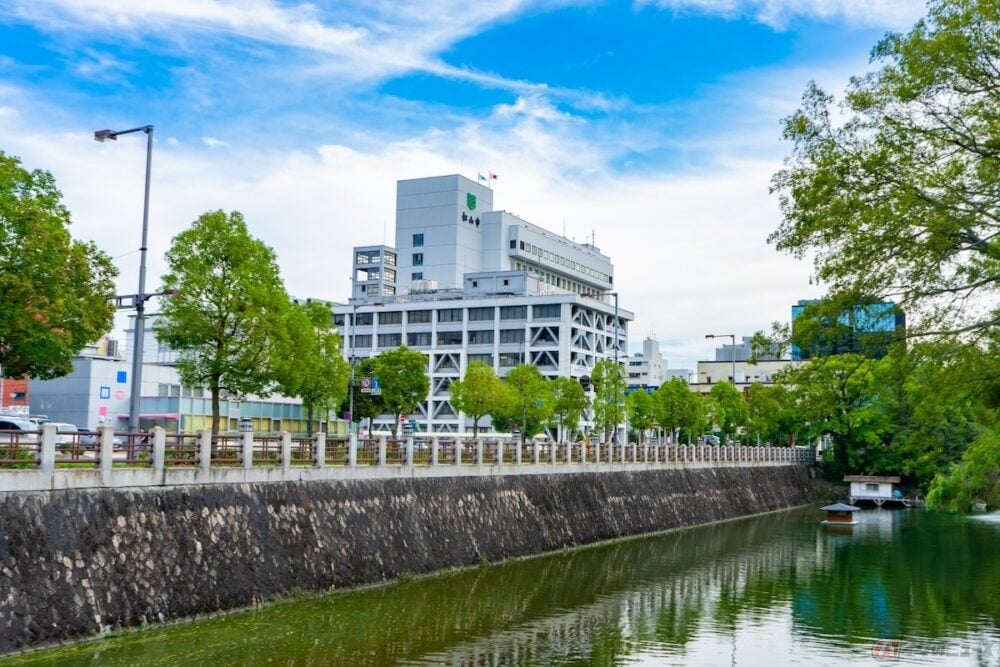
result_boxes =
[0,0,927,369]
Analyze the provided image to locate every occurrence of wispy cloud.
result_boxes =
[202,136,228,148]
[637,0,926,30]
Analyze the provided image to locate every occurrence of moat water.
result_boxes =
[7,506,1000,666]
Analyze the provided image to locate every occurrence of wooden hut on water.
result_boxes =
[820,503,860,526]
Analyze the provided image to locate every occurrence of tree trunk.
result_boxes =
[211,382,221,436]
[306,403,314,437]
[472,416,480,439]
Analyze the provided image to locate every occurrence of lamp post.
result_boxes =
[705,333,737,386]
[347,300,359,434]
[95,125,154,432]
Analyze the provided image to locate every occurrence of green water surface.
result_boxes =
[7,507,1000,666]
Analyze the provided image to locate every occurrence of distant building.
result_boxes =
[627,338,692,389]
[691,359,802,394]
[711,335,781,363]
[791,299,905,360]
[332,174,633,434]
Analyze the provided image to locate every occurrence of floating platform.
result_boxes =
[820,502,860,526]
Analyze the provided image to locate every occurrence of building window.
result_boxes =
[499,328,525,344]
[865,483,879,493]
[468,353,494,365]
[437,331,463,346]
[407,332,431,347]
[468,307,494,321]
[438,308,463,323]
[354,313,373,326]
[378,333,402,347]
[509,239,516,249]
[352,335,372,348]
[408,310,431,324]
[499,352,524,367]
[533,304,561,319]
[413,253,423,266]
[468,329,494,345]
[500,305,527,320]
[412,272,423,281]
[384,269,396,283]
[413,233,424,247]
[385,253,396,266]
[519,241,525,250]
[332,314,345,327]
[471,280,478,288]
[378,311,402,325]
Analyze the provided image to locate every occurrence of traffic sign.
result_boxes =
[360,376,372,394]
[370,378,381,396]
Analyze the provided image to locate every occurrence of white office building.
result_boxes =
[332,174,633,434]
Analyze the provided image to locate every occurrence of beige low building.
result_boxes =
[690,359,803,394]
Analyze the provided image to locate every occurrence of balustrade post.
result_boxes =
[281,432,292,471]
[377,436,387,466]
[455,439,463,465]
[152,426,166,471]
[496,439,505,466]
[198,430,211,472]
[631,442,638,463]
[565,441,572,464]
[99,425,114,476]
[475,439,483,466]
[39,423,56,472]
[240,432,253,469]
[514,439,522,465]
[405,437,414,467]
[431,437,439,467]
[595,441,601,465]
[533,441,540,465]
[314,433,326,468]
[348,434,358,468]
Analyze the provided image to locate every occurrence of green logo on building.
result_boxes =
[467,193,477,211]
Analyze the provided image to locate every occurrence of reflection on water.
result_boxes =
[5,507,999,666]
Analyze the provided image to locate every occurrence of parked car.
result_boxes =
[50,423,84,445]
[0,418,40,444]
[700,434,721,446]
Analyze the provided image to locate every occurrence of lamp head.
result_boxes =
[94,129,117,142]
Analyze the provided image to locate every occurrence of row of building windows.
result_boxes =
[344,305,560,328]
[512,261,594,295]
[355,251,397,266]
[352,328,527,350]
[513,240,609,282]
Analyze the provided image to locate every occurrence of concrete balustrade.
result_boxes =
[0,427,815,493]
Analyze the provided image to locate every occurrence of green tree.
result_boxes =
[0,152,117,379]
[746,383,794,446]
[927,427,1000,512]
[782,354,892,477]
[551,376,589,442]
[709,382,748,445]
[591,358,626,443]
[653,378,704,444]
[501,364,554,439]
[345,357,383,428]
[372,346,429,436]
[449,361,505,438]
[156,210,290,435]
[275,301,349,435]
[626,389,656,444]
[769,0,1000,339]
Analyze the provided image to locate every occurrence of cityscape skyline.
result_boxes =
[0,1,927,369]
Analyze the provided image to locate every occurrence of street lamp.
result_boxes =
[347,300,359,434]
[705,333,737,386]
[95,125,154,432]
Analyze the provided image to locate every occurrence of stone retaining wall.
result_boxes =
[0,465,814,653]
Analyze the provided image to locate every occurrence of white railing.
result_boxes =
[0,425,814,492]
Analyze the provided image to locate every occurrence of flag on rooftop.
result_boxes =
[478,173,487,182]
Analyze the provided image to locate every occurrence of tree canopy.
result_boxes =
[449,361,505,438]
[155,210,290,434]
[653,378,704,444]
[551,376,589,442]
[499,364,554,439]
[275,301,349,435]
[591,358,626,443]
[769,0,1000,340]
[0,152,117,378]
[371,346,429,436]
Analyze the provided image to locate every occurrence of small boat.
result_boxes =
[820,503,860,526]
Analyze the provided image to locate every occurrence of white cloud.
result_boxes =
[638,0,926,29]
[202,136,228,148]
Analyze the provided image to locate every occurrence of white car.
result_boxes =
[0,418,39,444]
[50,423,84,445]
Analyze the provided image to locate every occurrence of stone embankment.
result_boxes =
[0,465,814,653]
